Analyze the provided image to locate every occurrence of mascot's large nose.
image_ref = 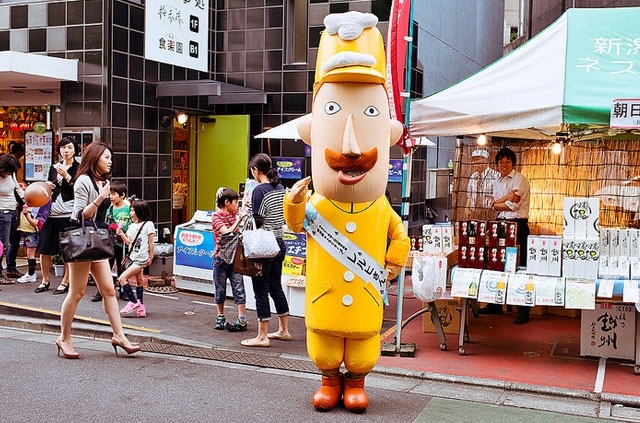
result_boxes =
[341,114,361,157]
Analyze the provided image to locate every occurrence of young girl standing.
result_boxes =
[116,199,155,318]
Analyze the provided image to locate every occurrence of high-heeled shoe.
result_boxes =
[56,339,80,359]
[110,337,141,356]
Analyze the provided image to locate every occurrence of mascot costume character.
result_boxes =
[284,11,410,413]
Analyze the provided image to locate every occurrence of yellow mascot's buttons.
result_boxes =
[342,295,353,306]
[345,222,357,233]
[343,271,354,282]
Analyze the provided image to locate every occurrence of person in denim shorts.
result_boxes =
[211,187,247,332]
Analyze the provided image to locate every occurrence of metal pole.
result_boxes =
[394,0,415,352]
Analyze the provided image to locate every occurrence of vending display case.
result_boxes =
[173,210,215,293]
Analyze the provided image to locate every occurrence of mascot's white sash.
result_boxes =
[303,202,387,299]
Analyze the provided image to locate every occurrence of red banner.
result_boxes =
[386,0,413,154]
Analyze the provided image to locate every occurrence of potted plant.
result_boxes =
[52,254,65,277]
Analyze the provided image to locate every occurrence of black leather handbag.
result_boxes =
[59,216,114,262]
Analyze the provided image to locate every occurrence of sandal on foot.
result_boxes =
[53,284,69,295]
[240,337,270,347]
[267,332,292,341]
[35,282,50,293]
[0,276,14,285]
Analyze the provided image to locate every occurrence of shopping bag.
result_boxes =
[233,242,262,277]
[219,232,240,264]
[59,218,114,262]
[217,215,248,264]
[242,218,280,259]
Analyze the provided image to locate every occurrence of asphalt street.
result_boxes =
[0,327,629,423]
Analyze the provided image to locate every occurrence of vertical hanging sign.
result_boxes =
[145,0,209,72]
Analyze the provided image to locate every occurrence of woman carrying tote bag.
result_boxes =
[240,153,291,347]
[56,142,140,359]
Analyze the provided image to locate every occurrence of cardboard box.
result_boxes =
[580,302,636,360]
[422,299,462,334]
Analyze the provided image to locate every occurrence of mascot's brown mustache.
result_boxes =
[324,147,378,173]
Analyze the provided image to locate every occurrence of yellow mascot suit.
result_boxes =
[284,11,410,413]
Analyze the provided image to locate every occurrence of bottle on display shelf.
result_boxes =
[467,275,478,297]
[468,220,477,245]
[524,275,535,305]
[554,278,564,304]
[495,273,506,304]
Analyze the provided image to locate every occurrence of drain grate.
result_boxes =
[141,342,320,374]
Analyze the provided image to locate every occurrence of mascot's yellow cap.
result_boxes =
[314,12,387,96]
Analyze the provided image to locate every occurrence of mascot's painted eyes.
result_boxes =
[363,106,380,117]
[324,101,341,115]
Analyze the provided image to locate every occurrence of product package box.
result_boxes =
[476,220,487,246]
[599,228,611,257]
[487,221,500,247]
[586,197,600,239]
[630,228,640,257]
[548,236,563,277]
[422,299,463,334]
[563,197,576,239]
[422,224,443,254]
[526,236,540,275]
[580,302,636,360]
[440,224,454,254]
[573,198,591,239]
[475,245,486,269]
[506,221,518,247]
[458,221,469,246]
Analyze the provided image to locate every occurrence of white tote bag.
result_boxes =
[242,218,280,259]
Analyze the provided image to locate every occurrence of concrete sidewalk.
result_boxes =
[1,263,640,419]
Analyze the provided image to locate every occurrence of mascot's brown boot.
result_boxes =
[343,376,369,413]
[312,375,343,411]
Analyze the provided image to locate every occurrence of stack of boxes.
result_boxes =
[526,235,563,276]
[562,197,600,278]
[599,227,639,279]
[457,220,517,271]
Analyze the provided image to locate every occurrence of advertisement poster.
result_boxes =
[388,159,403,182]
[174,227,215,270]
[275,157,303,180]
[24,131,53,182]
[282,231,306,287]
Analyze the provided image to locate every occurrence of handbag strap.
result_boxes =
[124,221,146,258]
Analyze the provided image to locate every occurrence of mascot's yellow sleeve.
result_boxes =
[284,195,307,233]
[386,207,411,268]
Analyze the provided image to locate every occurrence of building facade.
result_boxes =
[0,0,506,236]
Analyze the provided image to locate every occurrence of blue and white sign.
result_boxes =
[145,0,209,72]
[276,157,303,179]
[388,159,403,182]
[174,227,215,270]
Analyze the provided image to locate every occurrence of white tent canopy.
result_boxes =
[410,7,640,140]
[254,115,306,139]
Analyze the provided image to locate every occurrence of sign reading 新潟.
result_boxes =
[610,98,640,128]
[145,0,209,72]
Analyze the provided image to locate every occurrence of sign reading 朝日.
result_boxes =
[145,0,209,72]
